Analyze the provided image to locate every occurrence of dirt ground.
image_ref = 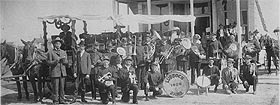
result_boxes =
[1,67,279,105]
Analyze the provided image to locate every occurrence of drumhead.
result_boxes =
[196,76,211,88]
[163,71,189,98]
[116,47,126,56]
[180,38,191,49]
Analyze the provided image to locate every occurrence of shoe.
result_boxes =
[81,99,88,103]
[232,90,237,94]
[17,96,22,100]
[59,101,67,104]
[133,101,138,104]
[145,97,149,101]
[53,101,59,105]
[70,98,76,104]
[112,101,116,105]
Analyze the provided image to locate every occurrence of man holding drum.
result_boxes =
[202,58,220,92]
[144,62,164,101]
[240,55,258,95]
[221,58,239,94]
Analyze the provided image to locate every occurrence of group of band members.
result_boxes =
[46,24,261,104]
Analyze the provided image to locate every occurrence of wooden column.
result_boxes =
[212,0,217,32]
[147,0,152,30]
[236,0,242,73]
[168,2,173,29]
[190,0,195,38]
[43,21,48,52]
[138,3,143,31]
[127,4,130,32]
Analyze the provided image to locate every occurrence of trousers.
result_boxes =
[51,77,65,102]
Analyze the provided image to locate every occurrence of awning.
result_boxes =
[116,15,196,25]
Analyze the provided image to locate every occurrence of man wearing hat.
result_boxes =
[96,56,116,104]
[208,34,224,59]
[47,37,68,104]
[221,58,239,94]
[144,61,163,101]
[202,58,220,92]
[118,56,139,104]
[135,37,146,89]
[87,42,103,99]
[240,55,258,95]
[59,24,78,51]
[71,41,91,103]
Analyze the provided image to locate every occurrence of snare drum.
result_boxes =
[196,76,211,88]
[163,71,189,98]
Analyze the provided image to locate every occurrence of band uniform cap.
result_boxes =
[219,24,224,27]
[227,58,235,63]
[124,56,133,61]
[244,55,252,59]
[169,27,180,31]
[273,27,280,33]
[103,56,110,61]
[61,24,70,31]
[211,34,217,37]
[78,41,86,47]
[52,37,63,44]
[193,34,201,40]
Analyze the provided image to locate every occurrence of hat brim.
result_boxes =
[52,40,63,44]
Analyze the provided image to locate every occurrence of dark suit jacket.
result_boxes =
[118,66,136,88]
[76,51,91,75]
[47,49,68,77]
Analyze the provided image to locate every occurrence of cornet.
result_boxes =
[98,72,112,83]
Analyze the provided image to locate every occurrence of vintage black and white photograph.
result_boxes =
[0,0,279,105]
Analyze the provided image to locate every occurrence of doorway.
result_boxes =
[195,16,210,35]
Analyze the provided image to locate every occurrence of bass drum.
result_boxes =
[196,76,211,88]
[163,71,189,98]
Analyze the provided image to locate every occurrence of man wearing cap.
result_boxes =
[202,58,220,92]
[71,41,91,103]
[118,56,138,104]
[240,55,258,95]
[59,24,78,51]
[87,42,103,100]
[156,36,171,76]
[135,37,146,89]
[190,34,205,84]
[96,56,116,104]
[47,37,68,104]
[221,58,239,94]
[208,34,224,59]
[144,61,164,101]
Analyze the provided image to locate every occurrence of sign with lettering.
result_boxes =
[163,71,189,98]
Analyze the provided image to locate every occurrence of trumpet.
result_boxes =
[98,72,112,83]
